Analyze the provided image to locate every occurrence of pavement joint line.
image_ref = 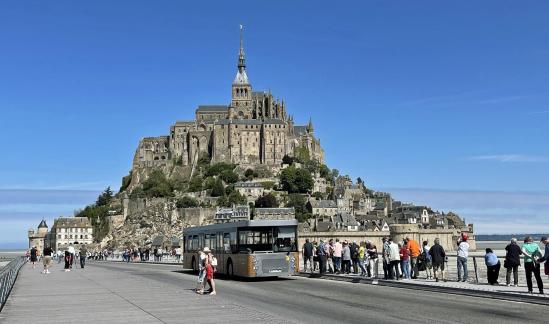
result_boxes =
[75,267,168,324]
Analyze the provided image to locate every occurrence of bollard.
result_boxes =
[473,257,479,284]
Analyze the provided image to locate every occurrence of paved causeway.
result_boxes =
[1,261,547,324]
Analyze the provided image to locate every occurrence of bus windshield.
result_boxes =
[238,226,297,253]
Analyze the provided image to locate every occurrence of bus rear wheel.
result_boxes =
[227,260,234,278]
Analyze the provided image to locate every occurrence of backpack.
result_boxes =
[316,243,325,256]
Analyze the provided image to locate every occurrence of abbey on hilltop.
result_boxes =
[133,28,324,169]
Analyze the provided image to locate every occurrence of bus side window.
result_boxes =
[217,232,222,252]
[223,233,231,253]
[192,235,198,252]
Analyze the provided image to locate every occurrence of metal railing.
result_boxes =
[0,257,26,312]
[301,254,549,286]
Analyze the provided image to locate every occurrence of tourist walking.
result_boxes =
[456,233,469,282]
[175,246,182,262]
[388,238,400,280]
[504,238,522,286]
[205,250,217,295]
[522,236,544,294]
[366,241,379,278]
[406,237,421,279]
[538,237,549,277]
[196,248,208,294]
[400,242,410,279]
[430,238,446,282]
[342,241,351,274]
[422,240,433,279]
[484,248,501,285]
[64,250,72,272]
[79,244,88,269]
[68,244,76,269]
[30,246,38,269]
[333,239,342,274]
[302,239,314,273]
[42,245,53,274]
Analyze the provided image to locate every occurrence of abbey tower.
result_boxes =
[133,27,324,170]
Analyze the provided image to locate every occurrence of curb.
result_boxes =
[94,260,183,266]
[296,273,549,306]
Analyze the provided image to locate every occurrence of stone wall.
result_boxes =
[298,224,476,253]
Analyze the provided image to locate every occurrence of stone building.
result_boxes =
[50,217,94,250]
[255,208,295,220]
[28,220,49,251]
[133,28,324,171]
[308,199,338,217]
[234,182,264,203]
[214,205,250,223]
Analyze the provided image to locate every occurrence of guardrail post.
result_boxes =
[473,257,479,284]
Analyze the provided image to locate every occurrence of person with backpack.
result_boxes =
[422,240,433,279]
[30,246,38,269]
[350,241,360,274]
[316,240,327,274]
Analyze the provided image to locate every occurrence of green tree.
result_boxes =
[254,165,273,178]
[244,168,258,180]
[286,193,310,222]
[210,178,225,197]
[188,176,203,192]
[255,193,279,208]
[176,196,199,208]
[220,170,239,184]
[312,191,324,200]
[96,187,114,206]
[142,170,173,197]
[279,165,313,193]
[282,154,294,165]
[203,176,217,190]
[227,190,247,206]
[197,152,211,167]
[205,162,236,177]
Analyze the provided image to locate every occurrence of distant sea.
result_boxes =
[0,249,25,269]
[476,234,548,241]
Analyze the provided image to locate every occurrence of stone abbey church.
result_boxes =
[133,30,324,169]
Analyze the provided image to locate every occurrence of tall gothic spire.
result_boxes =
[238,24,245,71]
[234,24,249,85]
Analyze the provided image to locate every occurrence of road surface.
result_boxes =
[2,261,546,323]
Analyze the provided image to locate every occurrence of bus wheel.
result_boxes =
[227,260,234,278]
[191,256,196,272]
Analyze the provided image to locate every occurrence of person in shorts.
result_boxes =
[196,248,208,294]
[42,245,53,274]
[430,238,446,282]
[30,246,38,269]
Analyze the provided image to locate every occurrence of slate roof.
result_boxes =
[196,105,228,112]
[38,219,48,228]
[294,126,308,135]
[310,200,337,209]
[316,221,333,232]
[53,217,92,229]
[334,213,359,227]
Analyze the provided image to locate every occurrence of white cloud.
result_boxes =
[468,155,549,163]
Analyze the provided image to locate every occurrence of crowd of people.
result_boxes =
[302,233,549,294]
[302,235,447,282]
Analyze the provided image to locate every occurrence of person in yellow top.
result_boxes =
[406,237,421,279]
[358,242,367,276]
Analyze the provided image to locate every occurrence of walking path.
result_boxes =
[0,261,284,324]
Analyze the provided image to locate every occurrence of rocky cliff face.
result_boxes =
[102,197,215,249]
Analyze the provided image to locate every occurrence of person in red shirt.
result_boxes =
[406,237,421,279]
[400,243,411,279]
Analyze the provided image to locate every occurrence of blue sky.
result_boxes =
[1,1,549,247]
